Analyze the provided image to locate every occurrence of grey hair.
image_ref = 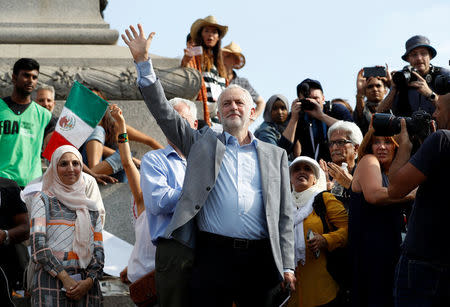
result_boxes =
[169,97,197,120]
[217,84,253,110]
[328,120,363,145]
[35,84,55,99]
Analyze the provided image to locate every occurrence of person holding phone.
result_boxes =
[29,145,104,306]
[377,35,450,117]
[181,15,228,126]
[354,67,389,135]
[288,156,348,307]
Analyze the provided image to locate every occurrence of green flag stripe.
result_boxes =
[64,81,109,128]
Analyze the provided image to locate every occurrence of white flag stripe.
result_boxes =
[55,107,94,148]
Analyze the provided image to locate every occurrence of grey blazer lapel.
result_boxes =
[256,144,270,209]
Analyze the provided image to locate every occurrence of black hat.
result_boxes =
[402,35,437,61]
[297,78,323,97]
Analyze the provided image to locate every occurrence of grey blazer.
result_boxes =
[140,80,295,277]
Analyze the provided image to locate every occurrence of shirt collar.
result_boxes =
[163,144,185,160]
[224,131,258,147]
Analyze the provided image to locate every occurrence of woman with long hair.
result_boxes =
[109,104,155,286]
[30,145,104,306]
[288,156,348,307]
[82,89,162,182]
[181,15,228,125]
[349,128,414,307]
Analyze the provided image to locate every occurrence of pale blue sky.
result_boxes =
[104,0,449,113]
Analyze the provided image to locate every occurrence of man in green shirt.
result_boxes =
[0,58,52,187]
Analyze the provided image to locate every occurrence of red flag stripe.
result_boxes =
[42,131,74,161]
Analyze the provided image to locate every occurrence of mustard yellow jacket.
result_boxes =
[288,192,348,307]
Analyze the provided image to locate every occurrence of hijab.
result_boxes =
[290,156,327,265]
[42,145,98,268]
[263,94,289,123]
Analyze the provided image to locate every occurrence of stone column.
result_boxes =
[0,0,118,44]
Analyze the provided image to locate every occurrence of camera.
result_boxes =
[297,82,316,111]
[392,66,418,88]
[372,110,432,140]
[434,74,450,95]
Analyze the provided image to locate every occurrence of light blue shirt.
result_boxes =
[136,60,156,87]
[196,132,268,240]
[140,145,186,245]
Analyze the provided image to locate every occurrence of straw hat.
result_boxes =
[190,15,228,43]
[222,41,246,69]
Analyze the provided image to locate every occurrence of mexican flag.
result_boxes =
[42,81,109,160]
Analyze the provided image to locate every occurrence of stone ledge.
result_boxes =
[0,28,119,45]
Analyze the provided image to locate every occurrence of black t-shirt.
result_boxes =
[44,115,58,139]
[295,102,353,161]
[2,96,31,115]
[404,130,450,264]
[0,177,27,265]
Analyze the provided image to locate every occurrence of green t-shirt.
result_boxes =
[0,99,52,186]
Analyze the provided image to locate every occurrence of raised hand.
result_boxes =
[121,24,155,63]
[356,68,366,96]
[327,162,352,189]
[381,63,393,89]
[110,104,125,125]
[409,71,433,97]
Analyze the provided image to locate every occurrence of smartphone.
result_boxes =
[61,273,82,292]
[307,229,320,259]
[189,46,203,56]
[363,66,387,78]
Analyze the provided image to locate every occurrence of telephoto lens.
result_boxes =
[434,74,450,95]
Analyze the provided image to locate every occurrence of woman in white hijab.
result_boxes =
[287,156,348,307]
[30,145,104,306]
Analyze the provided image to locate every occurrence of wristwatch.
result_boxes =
[428,91,437,102]
[2,229,9,245]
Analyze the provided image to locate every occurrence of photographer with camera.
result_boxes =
[354,67,389,135]
[291,79,353,161]
[388,93,450,306]
[377,35,450,117]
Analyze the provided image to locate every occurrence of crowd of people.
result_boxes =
[0,14,449,307]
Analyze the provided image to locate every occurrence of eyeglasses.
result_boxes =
[328,139,353,147]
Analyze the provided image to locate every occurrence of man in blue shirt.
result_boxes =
[123,24,295,307]
[140,98,197,307]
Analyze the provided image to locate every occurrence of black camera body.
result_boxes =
[372,110,432,140]
[434,74,450,95]
[392,66,419,88]
[298,82,316,111]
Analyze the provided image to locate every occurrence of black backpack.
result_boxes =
[312,191,351,304]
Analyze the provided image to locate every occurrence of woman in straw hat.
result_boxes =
[29,145,104,306]
[181,15,228,126]
[222,41,266,119]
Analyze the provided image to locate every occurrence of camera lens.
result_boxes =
[300,99,315,111]
[393,70,410,88]
[372,113,400,136]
